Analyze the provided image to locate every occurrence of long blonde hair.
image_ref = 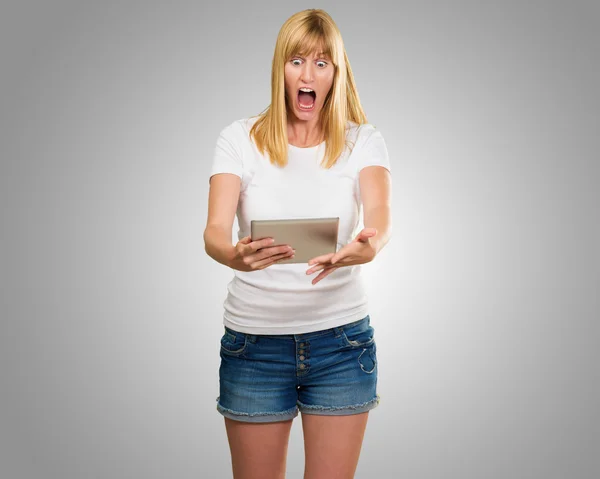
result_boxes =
[249,9,368,169]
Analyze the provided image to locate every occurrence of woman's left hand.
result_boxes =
[306,228,378,285]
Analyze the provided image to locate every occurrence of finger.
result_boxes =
[306,263,327,275]
[244,245,289,266]
[253,251,294,269]
[248,237,275,252]
[330,251,348,265]
[330,244,356,264]
[253,245,293,262]
[311,266,338,285]
[307,252,335,266]
[254,244,291,254]
[331,250,358,265]
[356,228,377,242]
[237,236,254,256]
[308,263,335,278]
[253,250,295,269]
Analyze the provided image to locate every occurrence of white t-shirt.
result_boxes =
[209,116,390,334]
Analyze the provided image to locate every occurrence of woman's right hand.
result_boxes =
[229,236,294,271]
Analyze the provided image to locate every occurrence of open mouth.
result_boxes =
[297,89,317,110]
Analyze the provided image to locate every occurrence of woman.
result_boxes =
[204,9,392,479]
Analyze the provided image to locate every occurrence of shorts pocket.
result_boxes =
[340,316,375,348]
[220,327,248,356]
[358,342,377,373]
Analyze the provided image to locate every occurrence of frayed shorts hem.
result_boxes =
[216,395,380,423]
[216,401,299,423]
[297,394,380,416]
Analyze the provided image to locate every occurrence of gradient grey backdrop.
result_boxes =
[1,1,598,478]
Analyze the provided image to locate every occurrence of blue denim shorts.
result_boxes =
[216,314,380,423]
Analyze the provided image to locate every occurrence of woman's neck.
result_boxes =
[287,121,324,148]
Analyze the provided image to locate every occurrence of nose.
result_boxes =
[300,62,315,83]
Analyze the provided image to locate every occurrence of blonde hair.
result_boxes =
[249,9,368,169]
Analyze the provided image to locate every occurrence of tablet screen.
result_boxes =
[250,217,339,264]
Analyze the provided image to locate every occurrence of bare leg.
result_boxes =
[224,417,294,479]
[301,411,370,479]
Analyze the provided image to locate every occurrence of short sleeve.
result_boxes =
[209,122,244,182]
[355,127,391,173]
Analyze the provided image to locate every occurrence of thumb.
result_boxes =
[239,235,252,244]
[356,228,377,242]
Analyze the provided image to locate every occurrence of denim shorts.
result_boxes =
[216,314,380,423]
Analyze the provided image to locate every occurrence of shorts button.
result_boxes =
[299,355,305,360]
[300,343,305,347]
[299,364,306,369]
[299,349,305,354]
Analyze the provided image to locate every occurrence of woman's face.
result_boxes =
[284,49,335,121]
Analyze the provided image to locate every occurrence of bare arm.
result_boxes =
[204,173,295,269]
[203,173,240,267]
[305,165,392,283]
[359,165,392,255]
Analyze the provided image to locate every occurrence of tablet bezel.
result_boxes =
[250,217,339,264]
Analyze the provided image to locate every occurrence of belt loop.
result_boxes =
[333,326,343,337]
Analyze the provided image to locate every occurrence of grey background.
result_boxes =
[1,1,598,478]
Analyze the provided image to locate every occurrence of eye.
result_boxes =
[317,61,327,68]
[291,58,302,66]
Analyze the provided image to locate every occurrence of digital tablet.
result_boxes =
[250,217,339,264]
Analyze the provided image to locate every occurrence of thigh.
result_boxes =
[224,417,294,479]
[296,316,379,477]
[217,328,300,478]
[301,412,370,479]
